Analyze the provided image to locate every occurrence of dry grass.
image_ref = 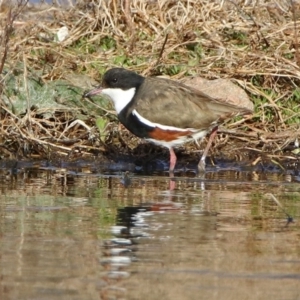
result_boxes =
[0,0,299,165]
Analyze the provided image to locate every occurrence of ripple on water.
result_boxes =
[0,165,299,300]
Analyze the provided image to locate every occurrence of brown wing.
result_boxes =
[133,77,251,130]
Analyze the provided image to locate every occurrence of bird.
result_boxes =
[85,68,252,173]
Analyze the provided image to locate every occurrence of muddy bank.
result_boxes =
[0,145,299,176]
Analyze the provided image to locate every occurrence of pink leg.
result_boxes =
[169,148,176,190]
[198,126,218,172]
[169,147,177,173]
[169,172,176,190]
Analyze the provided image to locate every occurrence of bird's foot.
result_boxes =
[197,159,206,173]
[169,169,175,177]
[169,177,176,191]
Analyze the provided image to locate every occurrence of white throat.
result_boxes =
[102,87,136,114]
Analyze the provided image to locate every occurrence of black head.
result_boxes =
[102,68,144,90]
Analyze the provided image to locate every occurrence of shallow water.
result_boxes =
[0,164,300,300]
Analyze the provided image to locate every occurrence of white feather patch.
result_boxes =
[102,87,136,114]
[133,109,188,131]
[133,109,208,148]
[147,131,208,149]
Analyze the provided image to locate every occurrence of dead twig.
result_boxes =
[0,0,29,79]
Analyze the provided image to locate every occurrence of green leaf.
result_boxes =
[292,148,300,155]
[95,117,108,142]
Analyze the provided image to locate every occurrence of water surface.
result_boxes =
[0,166,299,300]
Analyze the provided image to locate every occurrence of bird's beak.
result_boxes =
[84,86,103,98]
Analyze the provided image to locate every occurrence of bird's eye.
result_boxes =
[112,78,118,83]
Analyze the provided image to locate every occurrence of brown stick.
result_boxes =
[155,33,169,67]
[0,0,29,92]
[290,0,300,66]
[123,0,136,51]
